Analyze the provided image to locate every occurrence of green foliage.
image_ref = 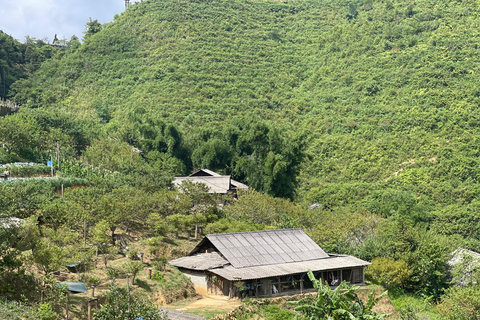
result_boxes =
[5,0,480,313]
[37,303,58,320]
[82,139,143,172]
[84,19,103,39]
[93,285,167,320]
[290,270,388,319]
[9,164,51,177]
[437,286,480,320]
[0,32,58,99]
[123,261,144,284]
[151,270,165,282]
[262,305,296,320]
[0,300,38,320]
[223,189,307,227]
[32,239,65,275]
[366,258,412,290]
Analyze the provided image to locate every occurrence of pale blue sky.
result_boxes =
[0,0,139,43]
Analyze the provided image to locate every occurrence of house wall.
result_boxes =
[203,267,367,299]
[178,268,208,294]
[206,273,231,296]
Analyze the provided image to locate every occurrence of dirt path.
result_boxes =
[166,286,241,315]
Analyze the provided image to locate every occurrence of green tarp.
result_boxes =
[57,282,88,293]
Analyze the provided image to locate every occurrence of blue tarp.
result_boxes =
[57,282,88,293]
[66,263,81,268]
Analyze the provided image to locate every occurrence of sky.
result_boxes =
[0,0,139,43]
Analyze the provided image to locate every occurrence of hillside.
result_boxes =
[0,31,63,99]
[6,0,480,235]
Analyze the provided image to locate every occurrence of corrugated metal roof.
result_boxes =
[209,255,371,281]
[169,252,229,270]
[159,308,205,320]
[231,179,249,190]
[206,229,329,269]
[173,176,232,194]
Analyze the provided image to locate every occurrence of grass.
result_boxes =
[389,292,444,320]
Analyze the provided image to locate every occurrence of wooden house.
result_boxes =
[170,229,370,299]
[173,169,248,194]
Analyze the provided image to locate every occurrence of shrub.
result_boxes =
[37,303,57,320]
[366,257,412,290]
[151,270,165,282]
[437,286,480,320]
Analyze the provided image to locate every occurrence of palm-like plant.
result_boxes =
[289,270,388,320]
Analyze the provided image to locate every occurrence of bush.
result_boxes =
[9,165,51,177]
[437,286,480,320]
[151,270,165,282]
[366,257,412,290]
[37,303,57,320]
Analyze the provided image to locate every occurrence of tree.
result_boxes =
[84,19,103,39]
[192,139,233,173]
[32,239,65,276]
[94,285,167,320]
[124,261,144,285]
[290,270,388,320]
[82,139,143,172]
[230,119,305,200]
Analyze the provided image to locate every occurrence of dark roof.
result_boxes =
[189,169,221,177]
[191,229,329,269]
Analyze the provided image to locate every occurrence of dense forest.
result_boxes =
[2,0,480,318]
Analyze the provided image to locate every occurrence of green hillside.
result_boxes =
[7,0,480,228]
[0,31,63,99]
[5,0,480,316]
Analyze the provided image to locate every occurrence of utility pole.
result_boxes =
[56,141,60,169]
[126,274,131,313]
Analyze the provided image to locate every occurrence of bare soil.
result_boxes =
[166,285,241,315]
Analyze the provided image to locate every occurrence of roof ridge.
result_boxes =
[205,228,303,237]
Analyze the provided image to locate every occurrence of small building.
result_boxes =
[170,229,370,299]
[173,169,248,195]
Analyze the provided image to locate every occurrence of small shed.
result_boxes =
[170,229,370,299]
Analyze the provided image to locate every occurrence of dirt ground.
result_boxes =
[166,284,397,319]
[357,286,398,319]
[165,285,241,316]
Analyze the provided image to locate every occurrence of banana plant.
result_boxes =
[289,270,389,320]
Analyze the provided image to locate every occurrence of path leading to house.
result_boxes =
[166,285,241,316]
